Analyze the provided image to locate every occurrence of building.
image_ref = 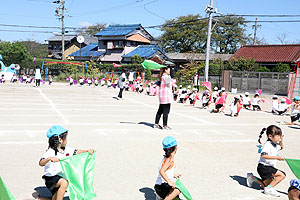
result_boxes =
[69,24,168,63]
[231,44,300,69]
[46,35,97,59]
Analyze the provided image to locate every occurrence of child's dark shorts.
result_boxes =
[291,113,300,122]
[257,163,285,181]
[215,104,223,109]
[154,183,173,199]
[203,102,209,107]
[43,175,66,195]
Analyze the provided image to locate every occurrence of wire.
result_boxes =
[143,0,166,20]
[226,14,300,18]
[0,29,53,33]
[0,24,61,29]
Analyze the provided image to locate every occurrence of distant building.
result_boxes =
[46,35,97,59]
[69,24,168,63]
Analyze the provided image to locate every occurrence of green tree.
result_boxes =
[257,66,271,72]
[225,57,259,71]
[131,55,143,64]
[0,41,29,65]
[273,63,291,72]
[18,40,48,58]
[212,15,250,53]
[160,14,207,53]
[84,23,107,36]
[145,69,152,80]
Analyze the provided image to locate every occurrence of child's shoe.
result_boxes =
[246,173,255,187]
[264,186,280,197]
[163,126,172,130]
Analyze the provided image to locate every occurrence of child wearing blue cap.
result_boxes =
[154,136,181,200]
[288,179,300,200]
[284,96,300,125]
[39,125,94,200]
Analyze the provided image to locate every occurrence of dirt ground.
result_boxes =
[0,82,299,200]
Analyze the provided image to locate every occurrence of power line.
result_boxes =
[0,29,53,33]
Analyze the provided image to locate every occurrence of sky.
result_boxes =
[1,0,300,44]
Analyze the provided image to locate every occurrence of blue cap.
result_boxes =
[294,96,300,101]
[47,125,68,138]
[290,179,300,190]
[162,136,177,149]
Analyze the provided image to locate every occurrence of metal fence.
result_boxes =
[223,71,290,95]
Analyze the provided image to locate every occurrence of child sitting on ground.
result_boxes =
[88,77,92,86]
[39,125,94,200]
[22,73,27,83]
[252,93,261,111]
[284,96,300,125]
[247,125,285,197]
[49,75,53,85]
[154,136,182,200]
[69,76,73,86]
[276,98,290,115]
[230,95,242,117]
[26,75,31,84]
[188,88,197,106]
[1,74,5,83]
[272,95,279,113]
[79,76,84,86]
[12,74,18,83]
[107,79,112,88]
[94,77,98,86]
[201,90,210,109]
[242,92,251,109]
[211,87,218,103]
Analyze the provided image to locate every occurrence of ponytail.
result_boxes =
[258,128,266,144]
[48,132,67,155]
[163,146,176,158]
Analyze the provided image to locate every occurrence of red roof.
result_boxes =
[232,44,300,63]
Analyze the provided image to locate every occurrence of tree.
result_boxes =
[274,63,291,72]
[276,33,288,44]
[0,41,29,65]
[131,55,143,64]
[84,23,107,36]
[225,57,259,71]
[160,14,207,53]
[257,66,271,72]
[19,40,48,58]
[212,15,250,54]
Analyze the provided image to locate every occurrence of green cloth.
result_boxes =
[176,178,192,200]
[0,177,15,200]
[286,158,300,179]
[141,60,166,70]
[60,152,96,200]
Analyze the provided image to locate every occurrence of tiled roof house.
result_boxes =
[231,44,300,68]
[69,24,169,63]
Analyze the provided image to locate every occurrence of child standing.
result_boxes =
[39,125,94,200]
[246,125,285,197]
[155,136,181,200]
[252,93,261,111]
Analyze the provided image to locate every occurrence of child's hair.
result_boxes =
[48,132,68,155]
[258,125,282,144]
[254,94,259,98]
[163,146,177,158]
[233,97,239,105]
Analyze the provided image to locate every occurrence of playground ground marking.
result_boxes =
[37,88,69,125]
[0,141,45,145]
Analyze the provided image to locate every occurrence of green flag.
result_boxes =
[286,158,300,179]
[0,177,15,200]
[60,152,96,200]
[141,60,166,70]
[176,178,192,200]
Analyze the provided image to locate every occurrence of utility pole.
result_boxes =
[253,18,258,45]
[204,0,216,82]
[53,0,66,60]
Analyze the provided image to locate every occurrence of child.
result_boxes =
[12,73,18,83]
[288,179,300,200]
[154,136,181,200]
[272,95,279,114]
[88,77,92,86]
[69,76,73,86]
[242,92,251,109]
[201,91,210,109]
[49,75,53,85]
[211,91,225,113]
[107,79,112,88]
[26,75,30,84]
[1,74,5,83]
[94,77,98,86]
[79,76,84,86]
[178,88,187,103]
[39,125,94,200]
[276,98,290,115]
[138,83,144,93]
[187,85,191,94]
[211,87,218,103]
[22,73,27,83]
[146,85,150,95]
[100,78,105,86]
[189,89,197,106]
[246,125,285,197]
[284,96,300,125]
[230,95,242,117]
[252,93,261,111]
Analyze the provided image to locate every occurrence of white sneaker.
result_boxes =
[246,173,255,187]
[264,186,280,197]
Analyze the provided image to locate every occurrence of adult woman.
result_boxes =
[154,66,172,130]
[35,66,41,87]
[118,71,126,99]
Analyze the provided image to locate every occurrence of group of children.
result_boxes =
[0,73,53,85]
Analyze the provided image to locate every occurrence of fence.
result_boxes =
[222,71,290,95]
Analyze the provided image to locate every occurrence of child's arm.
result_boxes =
[261,154,284,161]
[76,149,94,155]
[39,157,59,166]
[159,158,176,188]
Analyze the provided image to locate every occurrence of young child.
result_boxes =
[230,95,242,117]
[212,87,218,103]
[94,77,98,86]
[79,76,84,86]
[49,75,53,85]
[178,88,187,103]
[22,73,27,83]
[12,73,18,83]
[288,179,300,200]
[188,89,197,106]
[252,93,261,111]
[26,75,31,84]
[285,96,300,125]
[211,91,225,113]
[100,78,105,86]
[154,136,181,200]
[1,74,5,83]
[88,77,92,86]
[276,98,290,115]
[242,92,251,109]
[39,125,94,200]
[187,85,191,94]
[201,91,210,109]
[272,95,279,114]
[247,125,285,197]
[107,79,112,88]
[138,83,144,93]
[69,76,73,86]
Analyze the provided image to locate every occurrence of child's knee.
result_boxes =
[57,178,68,188]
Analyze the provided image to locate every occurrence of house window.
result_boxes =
[107,41,113,49]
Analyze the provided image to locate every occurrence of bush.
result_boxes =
[257,66,271,72]
[274,63,291,72]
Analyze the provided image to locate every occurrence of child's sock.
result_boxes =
[267,185,273,188]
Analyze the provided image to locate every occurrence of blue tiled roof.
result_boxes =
[94,24,142,36]
[122,45,169,59]
[69,43,105,57]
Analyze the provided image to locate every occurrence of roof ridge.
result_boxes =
[244,44,300,47]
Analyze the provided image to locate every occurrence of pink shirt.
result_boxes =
[158,74,173,104]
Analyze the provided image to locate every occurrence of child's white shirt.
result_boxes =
[69,78,73,83]
[212,91,218,99]
[242,96,251,105]
[258,140,281,168]
[272,100,279,111]
[278,103,288,111]
[291,103,300,116]
[88,79,92,83]
[252,98,260,105]
[41,147,76,177]
[202,95,209,103]
[94,80,98,84]
[230,102,238,114]
[79,79,83,83]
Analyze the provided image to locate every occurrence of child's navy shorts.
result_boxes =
[43,175,66,195]
[154,183,172,199]
[257,163,285,181]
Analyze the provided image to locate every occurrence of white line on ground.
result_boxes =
[37,88,69,125]
[0,141,45,145]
